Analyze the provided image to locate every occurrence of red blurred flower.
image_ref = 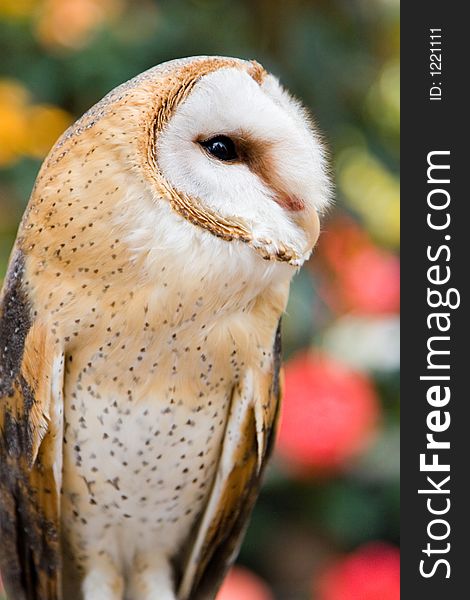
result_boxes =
[341,247,399,314]
[315,217,400,315]
[217,566,273,600]
[316,542,400,600]
[277,353,379,475]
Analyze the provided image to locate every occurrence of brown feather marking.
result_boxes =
[21,323,53,464]
[191,407,259,600]
[234,134,305,212]
[193,405,257,577]
[179,320,283,600]
[248,60,268,85]
[145,58,256,244]
[0,254,63,600]
[0,253,31,399]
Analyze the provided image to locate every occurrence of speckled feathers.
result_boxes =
[0,56,330,600]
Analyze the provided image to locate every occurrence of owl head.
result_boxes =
[152,57,331,266]
[30,57,331,289]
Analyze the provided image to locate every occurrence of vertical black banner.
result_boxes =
[402,4,468,599]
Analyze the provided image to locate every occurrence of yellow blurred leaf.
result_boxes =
[0,79,31,107]
[36,0,123,50]
[0,0,39,19]
[0,103,29,167]
[337,148,400,247]
[24,105,73,159]
[366,59,400,136]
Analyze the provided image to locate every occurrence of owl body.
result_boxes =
[0,56,330,600]
[59,200,290,598]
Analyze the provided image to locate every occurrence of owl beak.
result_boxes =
[294,203,321,254]
[277,193,321,255]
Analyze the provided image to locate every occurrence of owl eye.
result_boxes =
[199,135,238,162]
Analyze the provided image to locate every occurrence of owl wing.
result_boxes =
[178,322,282,600]
[0,252,65,600]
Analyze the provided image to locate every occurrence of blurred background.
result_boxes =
[0,0,399,598]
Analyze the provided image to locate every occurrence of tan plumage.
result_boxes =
[0,56,330,600]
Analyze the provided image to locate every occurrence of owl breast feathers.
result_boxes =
[0,56,330,600]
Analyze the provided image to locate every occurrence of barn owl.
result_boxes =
[0,56,330,600]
